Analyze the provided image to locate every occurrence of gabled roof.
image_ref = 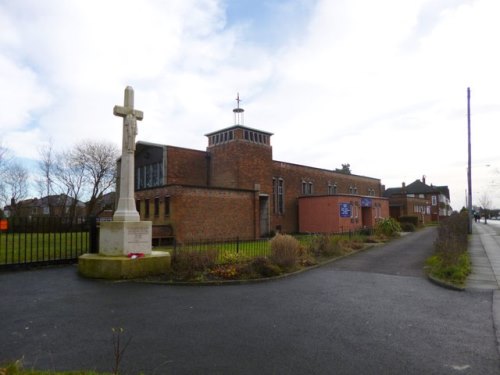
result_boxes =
[383,187,402,198]
[434,185,450,199]
[406,180,436,194]
[384,179,450,199]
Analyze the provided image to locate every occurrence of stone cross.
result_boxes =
[113,86,143,153]
[113,86,143,222]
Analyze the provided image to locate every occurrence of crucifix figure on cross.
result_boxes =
[112,86,143,222]
[114,86,143,153]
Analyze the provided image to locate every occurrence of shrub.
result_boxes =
[426,212,471,286]
[400,222,416,232]
[270,234,300,269]
[220,252,250,264]
[249,257,282,277]
[375,218,401,237]
[208,264,240,280]
[172,249,217,280]
[399,216,419,226]
[434,212,468,265]
[307,235,340,257]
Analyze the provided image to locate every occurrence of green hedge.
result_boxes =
[398,216,419,226]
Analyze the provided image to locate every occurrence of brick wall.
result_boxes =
[272,161,383,233]
[298,195,389,233]
[166,146,208,186]
[208,139,273,192]
[135,185,256,242]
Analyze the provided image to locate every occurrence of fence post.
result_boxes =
[88,216,98,254]
[236,236,239,254]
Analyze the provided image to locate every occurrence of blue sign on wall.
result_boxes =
[339,203,352,218]
[361,198,372,207]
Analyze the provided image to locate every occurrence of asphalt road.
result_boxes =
[1,227,499,375]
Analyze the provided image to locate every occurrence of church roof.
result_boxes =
[205,125,273,137]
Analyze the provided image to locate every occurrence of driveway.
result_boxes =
[1,228,499,375]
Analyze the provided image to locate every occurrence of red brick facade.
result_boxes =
[298,195,389,233]
[132,124,389,242]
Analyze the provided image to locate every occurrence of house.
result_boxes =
[3,194,86,218]
[383,176,452,223]
[130,102,389,242]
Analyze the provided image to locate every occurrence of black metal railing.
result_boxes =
[0,216,97,269]
[171,237,272,264]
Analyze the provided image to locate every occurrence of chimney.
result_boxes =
[422,175,426,185]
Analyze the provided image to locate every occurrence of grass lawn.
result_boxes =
[0,232,89,265]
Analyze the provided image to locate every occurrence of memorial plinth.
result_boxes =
[99,221,152,256]
[78,251,170,280]
[78,86,170,279]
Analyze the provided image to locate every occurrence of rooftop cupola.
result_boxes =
[205,94,273,148]
[233,93,244,125]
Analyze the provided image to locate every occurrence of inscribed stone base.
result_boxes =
[78,251,170,279]
[99,221,152,256]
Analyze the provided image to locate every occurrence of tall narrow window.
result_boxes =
[309,182,313,195]
[272,178,277,214]
[154,197,160,217]
[145,199,150,218]
[136,167,141,189]
[164,196,170,217]
[278,178,284,214]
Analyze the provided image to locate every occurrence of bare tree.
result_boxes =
[54,150,86,221]
[3,162,29,216]
[70,140,119,216]
[479,191,492,224]
[36,141,57,215]
[0,141,11,208]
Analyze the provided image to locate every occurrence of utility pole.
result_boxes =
[467,87,473,234]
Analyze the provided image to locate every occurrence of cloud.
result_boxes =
[1,0,499,209]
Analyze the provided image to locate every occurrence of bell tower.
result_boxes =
[205,95,273,193]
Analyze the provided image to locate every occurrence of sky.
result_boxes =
[1,0,500,209]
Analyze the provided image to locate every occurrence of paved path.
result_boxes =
[467,221,500,290]
[1,228,499,375]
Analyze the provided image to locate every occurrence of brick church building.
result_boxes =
[132,101,389,243]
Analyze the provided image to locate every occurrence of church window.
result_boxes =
[136,168,141,190]
[302,181,313,195]
[145,199,150,218]
[136,161,163,190]
[164,196,170,217]
[272,178,277,214]
[154,197,160,217]
[278,178,284,214]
